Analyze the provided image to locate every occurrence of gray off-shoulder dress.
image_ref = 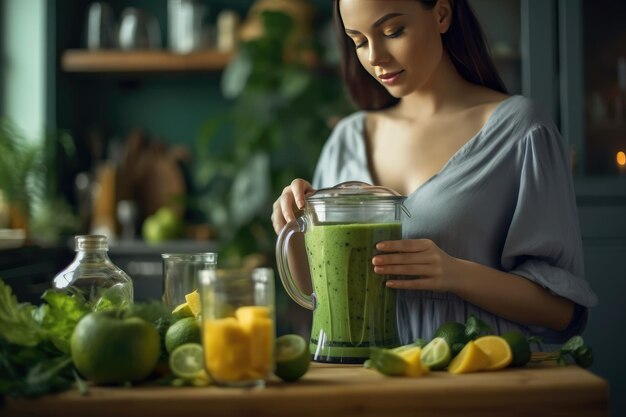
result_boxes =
[311,95,598,349]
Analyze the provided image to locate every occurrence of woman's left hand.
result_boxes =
[372,239,460,292]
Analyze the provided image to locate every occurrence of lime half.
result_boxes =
[274,334,311,382]
[169,343,205,379]
[420,337,452,370]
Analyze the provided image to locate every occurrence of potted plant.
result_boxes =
[193,9,351,265]
[0,119,78,241]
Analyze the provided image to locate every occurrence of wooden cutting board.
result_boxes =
[1,363,608,417]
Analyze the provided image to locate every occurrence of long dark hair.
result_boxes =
[333,0,508,111]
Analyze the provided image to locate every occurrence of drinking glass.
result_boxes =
[199,268,275,388]
[161,253,217,309]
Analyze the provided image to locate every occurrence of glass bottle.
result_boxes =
[53,235,133,310]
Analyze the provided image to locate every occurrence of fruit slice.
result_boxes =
[235,306,271,322]
[169,343,205,379]
[203,317,252,381]
[501,331,531,367]
[397,346,429,377]
[369,348,409,377]
[447,341,490,374]
[434,322,469,357]
[185,291,202,317]
[172,302,194,320]
[420,337,452,370]
[474,335,513,370]
[274,334,311,382]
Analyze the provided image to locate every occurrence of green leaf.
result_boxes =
[125,300,172,324]
[560,336,584,353]
[0,279,45,346]
[38,290,90,354]
[464,314,493,340]
[221,50,253,99]
[573,346,593,368]
[260,10,294,43]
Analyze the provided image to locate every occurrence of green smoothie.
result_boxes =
[304,222,401,363]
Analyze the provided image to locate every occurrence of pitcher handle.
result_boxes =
[276,218,314,310]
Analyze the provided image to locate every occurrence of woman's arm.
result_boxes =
[373,239,575,331]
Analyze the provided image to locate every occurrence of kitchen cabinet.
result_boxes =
[1,363,609,417]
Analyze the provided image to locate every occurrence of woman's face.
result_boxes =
[339,0,450,98]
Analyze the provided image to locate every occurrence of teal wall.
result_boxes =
[1,0,46,142]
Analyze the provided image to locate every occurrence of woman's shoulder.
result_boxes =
[331,110,366,132]
[493,95,558,132]
[323,110,367,149]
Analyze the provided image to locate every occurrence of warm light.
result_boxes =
[617,151,626,167]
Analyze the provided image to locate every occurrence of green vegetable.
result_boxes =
[558,336,593,368]
[464,315,493,340]
[0,278,89,398]
[526,335,593,368]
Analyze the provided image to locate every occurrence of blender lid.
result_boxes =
[307,181,406,201]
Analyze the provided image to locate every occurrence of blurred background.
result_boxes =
[0,0,624,414]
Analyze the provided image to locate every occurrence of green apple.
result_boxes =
[155,207,181,238]
[71,311,161,385]
[142,215,166,243]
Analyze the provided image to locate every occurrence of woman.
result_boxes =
[271,0,597,347]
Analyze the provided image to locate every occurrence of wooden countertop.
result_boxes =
[1,362,608,417]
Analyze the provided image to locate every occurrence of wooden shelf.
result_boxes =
[61,49,233,73]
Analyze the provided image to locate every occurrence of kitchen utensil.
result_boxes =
[118,8,161,50]
[86,2,117,49]
[276,181,408,363]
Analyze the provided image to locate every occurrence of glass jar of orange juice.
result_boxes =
[198,268,275,387]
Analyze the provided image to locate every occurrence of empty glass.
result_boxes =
[161,253,217,309]
[86,2,117,49]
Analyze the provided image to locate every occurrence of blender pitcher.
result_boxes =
[276,181,408,363]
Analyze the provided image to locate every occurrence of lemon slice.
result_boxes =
[474,335,513,370]
[172,302,194,320]
[447,340,490,374]
[274,334,311,382]
[169,343,205,379]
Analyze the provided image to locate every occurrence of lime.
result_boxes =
[171,302,194,321]
[274,334,311,382]
[500,331,531,367]
[165,317,202,353]
[434,322,469,357]
[420,337,452,370]
[169,343,205,379]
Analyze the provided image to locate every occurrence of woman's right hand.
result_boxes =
[271,179,315,235]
